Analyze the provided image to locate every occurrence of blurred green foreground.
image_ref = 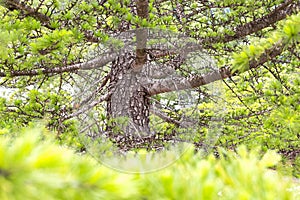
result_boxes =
[0,127,299,200]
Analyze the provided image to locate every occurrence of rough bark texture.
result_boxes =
[135,0,149,69]
[106,53,151,138]
[104,0,151,142]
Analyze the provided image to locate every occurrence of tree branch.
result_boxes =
[3,0,53,29]
[0,52,117,77]
[4,0,297,46]
[63,93,110,120]
[148,41,286,96]
[150,106,181,126]
[2,0,100,42]
[200,0,300,44]
[146,0,299,95]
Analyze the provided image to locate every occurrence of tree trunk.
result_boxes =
[106,53,151,139]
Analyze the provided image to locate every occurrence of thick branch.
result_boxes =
[2,0,99,42]
[0,52,117,77]
[3,0,298,46]
[201,0,299,44]
[147,0,299,95]
[3,0,53,29]
[148,41,286,96]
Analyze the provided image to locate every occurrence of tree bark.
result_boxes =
[106,53,151,137]
[104,0,151,139]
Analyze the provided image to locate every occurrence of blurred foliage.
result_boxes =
[0,127,138,200]
[0,127,299,200]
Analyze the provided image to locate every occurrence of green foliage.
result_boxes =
[0,127,299,200]
[0,0,300,195]
[0,127,137,200]
[231,13,300,73]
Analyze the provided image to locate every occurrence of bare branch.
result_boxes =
[150,106,181,126]
[63,93,110,120]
